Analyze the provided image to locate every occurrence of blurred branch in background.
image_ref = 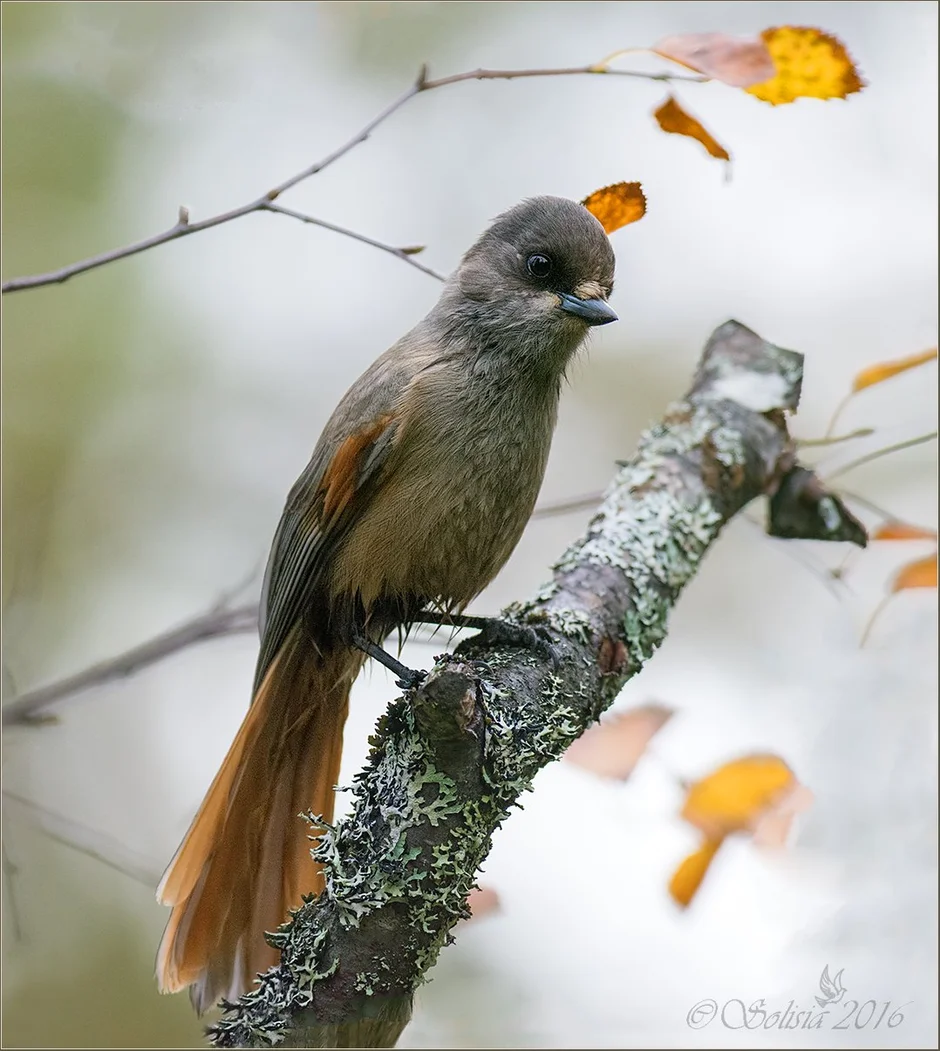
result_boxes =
[0,61,702,295]
[209,322,866,1049]
[5,421,931,730]
[1,590,257,728]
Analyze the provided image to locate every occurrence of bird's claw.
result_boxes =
[477,619,562,670]
[396,668,428,692]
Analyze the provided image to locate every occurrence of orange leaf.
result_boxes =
[852,348,938,392]
[668,837,722,908]
[582,182,647,234]
[746,26,866,105]
[652,32,776,88]
[563,704,674,781]
[653,95,730,162]
[872,521,938,542]
[681,753,795,840]
[892,553,938,593]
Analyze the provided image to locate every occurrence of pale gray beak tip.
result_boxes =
[559,293,618,326]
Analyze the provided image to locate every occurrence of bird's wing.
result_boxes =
[254,346,422,691]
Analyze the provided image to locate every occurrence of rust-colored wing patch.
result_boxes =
[319,413,396,526]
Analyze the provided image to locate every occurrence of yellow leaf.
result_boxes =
[852,347,938,392]
[747,26,866,105]
[668,837,722,908]
[652,32,776,88]
[872,521,937,542]
[653,95,730,162]
[681,753,795,840]
[892,553,938,593]
[581,182,646,234]
[563,704,674,781]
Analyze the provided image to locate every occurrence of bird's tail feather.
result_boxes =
[156,626,359,1013]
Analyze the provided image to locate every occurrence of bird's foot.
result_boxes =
[351,632,427,692]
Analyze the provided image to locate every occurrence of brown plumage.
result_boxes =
[156,196,617,1012]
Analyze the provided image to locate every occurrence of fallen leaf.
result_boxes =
[653,32,776,87]
[563,704,674,781]
[852,347,938,392]
[872,521,937,542]
[669,753,808,907]
[747,26,866,105]
[892,553,938,593]
[653,95,730,162]
[681,753,796,841]
[582,182,647,234]
[669,838,721,908]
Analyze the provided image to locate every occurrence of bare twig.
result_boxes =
[2,61,701,295]
[797,426,874,448]
[824,430,938,482]
[1,600,258,728]
[0,489,636,724]
[530,490,605,519]
[262,203,445,281]
[2,790,161,887]
[0,835,24,943]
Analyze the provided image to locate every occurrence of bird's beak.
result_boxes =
[558,292,618,326]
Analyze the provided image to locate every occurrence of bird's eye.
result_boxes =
[526,253,553,279]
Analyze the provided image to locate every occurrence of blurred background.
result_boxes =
[1,2,937,1047]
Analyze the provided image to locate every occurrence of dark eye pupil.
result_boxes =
[527,253,552,279]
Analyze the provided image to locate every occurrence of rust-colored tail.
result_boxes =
[156,627,361,1013]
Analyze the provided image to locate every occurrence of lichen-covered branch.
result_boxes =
[203,320,865,1049]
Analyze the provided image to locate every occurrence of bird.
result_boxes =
[155,195,618,1013]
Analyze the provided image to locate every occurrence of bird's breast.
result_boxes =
[330,368,559,614]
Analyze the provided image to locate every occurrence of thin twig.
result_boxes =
[2,61,700,295]
[262,203,445,281]
[0,835,24,943]
[798,427,874,448]
[530,491,604,519]
[2,790,161,887]
[1,600,258,727]
[824,431,938,482]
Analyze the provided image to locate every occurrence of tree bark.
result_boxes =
[208,320,866,1049]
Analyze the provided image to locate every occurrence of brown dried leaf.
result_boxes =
[747,26,866,105]
[653,95,730,162]
[852,347,937,392]
[581,182,647,234]
[563,704,674,781]
[653,32,775,88]
[872,521,937,542]
[892,553,938,593]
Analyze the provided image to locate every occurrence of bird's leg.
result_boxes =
[411,611,561,669]
[350,632,427,691]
